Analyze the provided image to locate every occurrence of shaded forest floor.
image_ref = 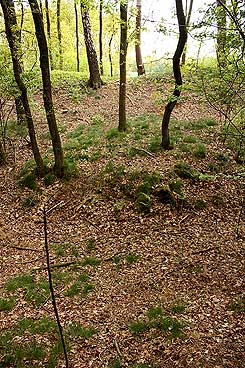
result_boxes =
[0,76,244,368]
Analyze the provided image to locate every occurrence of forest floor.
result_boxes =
[0,75,244,368]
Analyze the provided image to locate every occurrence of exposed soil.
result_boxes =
[0,77,244,368]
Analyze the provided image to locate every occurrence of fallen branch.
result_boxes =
[0,244,42,252]
[114,338,122,357]
[33,261,77,271]
[43,204,69,368]
[131,146,155,157]
[191,246,217,255]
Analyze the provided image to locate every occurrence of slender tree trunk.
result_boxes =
[15,96,26,125]
[0,140,6,165]
[216,0,227,69]
[57,0,63,70]
[74,1,79,72]
[108,18,115,77]
[181,0,194,65]
[15,1,26,125]
[119,0,128,132]
[45,0,54,70]
[0,0,45,176]
[29,0,64,177]
[109,32,114,77]
[162,0,187,149]
[99,0,103,75]
[135,0,145,75]
[81,3,102,89]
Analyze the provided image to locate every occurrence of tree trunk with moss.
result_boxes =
[0,0,45,176]
[29,0,64,177]
[135,0,145,75]
[81,3,102,89]
[118,0,128,132]
[162,0,187,149]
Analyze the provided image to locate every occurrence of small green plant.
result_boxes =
[129,306,186,339]
[82,257,101,266]
[106,128,122,140]
[68,323,97,339]
[5,274,50,306]
[147,306,163,320]
[179,143,192,153]
[169,179,184,197]
[0,316,59,367]
[174,162,200,179]
[216,153,229,162]
[128,320,149,334]
[63,158,79,180]
[109,357,121,368]
[44,172,56,186]
[0,298,15,311]
[135,171,161,211]
[228,296,245,312]
[68,124,85,138]
[193,143,206,159]
[83,283,94,295]
[194,199,207,210]
[148,136,161,153]
[19,171,37,190]
[22,195,39,207]
[212,193,224,206]
[182,135,199,143]
[86,238,95,252]
[65,273,90,297]
[126,252,139,264]
[171,303,187,314]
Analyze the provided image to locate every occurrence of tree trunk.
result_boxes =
[81,4,102,89]
[109,32,114,77]
[0,140,6,165]
[57,0,63,70]
[74,1,79,72]
[99,0,103,75]
[0,0,45,176]
[135,0,145,75]
[162,0,187,149]
[108,18,115,78]
[45,0,54,70]
[216,0,227,69]
[15,96,26,125]
[29,0,64,177]
[118,0,128,132]
[181,0,194,65]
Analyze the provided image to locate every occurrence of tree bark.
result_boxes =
[74,1,79,72]
[0,139,6,165]
[108,18,116,77]
[162,0,187,149]
[216,0,227,69]
[81,3,102,89]
[57,0,63,70]
[181,0,194,65]
[118,0,128,132]
[135,0,145,75]
[29,0,64,177]
[99,0,103,75]
[0,0,45,176]
[45,0,54,70]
